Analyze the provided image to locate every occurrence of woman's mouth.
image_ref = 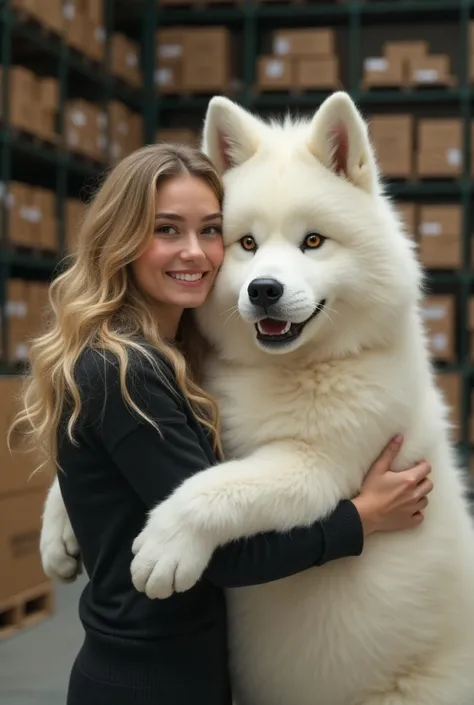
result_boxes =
[167,271,209,286]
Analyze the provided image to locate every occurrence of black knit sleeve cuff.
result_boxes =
[315,499,364,566]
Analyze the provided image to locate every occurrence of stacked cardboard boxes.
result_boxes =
[0,67,59,141]
[0,376,53,638]
[421,295,456,363]
[363,40,455,89]
[416,119,463,178]
[110,33,142,88]
[417,205,462,269]
[64,0,105,62]
[1,182,58,252]
[369,115,463,179]
[12,0,63,34]
[2,280,50,364]
[257,28,339,91]
[64,99,143,163]
[369,115,414,178]
[156,27,231,94]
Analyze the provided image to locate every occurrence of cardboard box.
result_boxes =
[418,205,462,269]
[395,202,417,240]
[0,488,49,602]
[295,56,339,90]
[155,61,182,94]
[257,56,292,91]
[272,28,335,57]
[0,378,51,498]
[436,372,461,442]
[416,119,463,178]
[156,28,186,63]
[421,295,455,362]
[181,28,231,92]
[110,33,141,87]
[5,279,30,363]
[384,40,428,63]
[363,56,404,88]
[409,55,453,87]
[12,0,63,34]
[5,182,36,248]
[369,115,414,178]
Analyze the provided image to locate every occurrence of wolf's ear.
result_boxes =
[202,96,265,174]
[308,92,378,194]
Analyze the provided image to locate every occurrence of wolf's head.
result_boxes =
[196,92,422,364]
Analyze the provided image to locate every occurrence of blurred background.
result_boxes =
[1,0,474,703]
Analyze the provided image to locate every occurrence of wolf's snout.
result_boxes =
[247,278,284,309]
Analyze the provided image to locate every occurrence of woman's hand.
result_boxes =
[352,435,433,537]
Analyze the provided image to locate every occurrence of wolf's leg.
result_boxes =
[40,476,82,582]
[131,440,344,598]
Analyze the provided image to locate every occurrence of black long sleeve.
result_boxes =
[56,346,364,699]
[82,347,364,587]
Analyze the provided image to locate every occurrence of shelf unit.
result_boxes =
[0,0,154,369]
[1,0,474,478]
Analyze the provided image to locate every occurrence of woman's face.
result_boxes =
[132,174,224,336]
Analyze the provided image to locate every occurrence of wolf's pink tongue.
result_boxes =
[260,319,288,335]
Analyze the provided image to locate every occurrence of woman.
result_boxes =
[12,144,432,705]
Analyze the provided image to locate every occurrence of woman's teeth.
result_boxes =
[169,273,204,281]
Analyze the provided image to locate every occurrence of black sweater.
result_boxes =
[57,346,364,703]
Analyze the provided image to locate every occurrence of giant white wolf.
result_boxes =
[42,92,474,705]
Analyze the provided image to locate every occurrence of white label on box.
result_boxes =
[6,301,27,318]
[155,68,173,85]
[446,148,461,166]
[63,1,75,20]
[19,205,31,221]
[364,57,388,73]
[274,38,290,56]
[71,110,87,128]
[415,69,438,83]
[95,27,106,44]
[420,221,442,237]
[430,332,447,352]
[423,305,447,321]
[159,44,182,60]
[126,52,138,68]
[29,206,41,223]
[68,131,80,147]
[5,191,14,209]
[265,60,284,79]
[15,343,29,361]
[98,112,107,129]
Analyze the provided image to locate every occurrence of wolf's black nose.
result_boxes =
[247,278,284,308]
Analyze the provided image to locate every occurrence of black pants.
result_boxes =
[67,644,233,705]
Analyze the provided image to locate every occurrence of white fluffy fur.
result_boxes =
[42,93,474,705]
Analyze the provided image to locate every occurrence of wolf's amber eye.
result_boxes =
[240,235,257,252]
[303,233,325,250]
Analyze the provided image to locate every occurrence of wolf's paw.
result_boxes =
[40,516,82,583]
[131,513,214,599]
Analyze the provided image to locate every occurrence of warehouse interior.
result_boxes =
[1,0,474,703]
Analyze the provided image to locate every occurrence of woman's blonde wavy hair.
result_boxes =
[10,142,224,475]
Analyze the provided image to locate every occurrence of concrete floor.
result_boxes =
[0,576,86,705]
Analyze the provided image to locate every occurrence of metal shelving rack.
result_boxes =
[0,0,153,368]
[1,0,474,473]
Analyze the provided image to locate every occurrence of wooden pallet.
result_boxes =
[0,582,54,640]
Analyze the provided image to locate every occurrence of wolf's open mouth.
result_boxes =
[254,300,326,346]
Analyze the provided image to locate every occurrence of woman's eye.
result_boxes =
[302,232,326,251]
[202,225,223,236]
[240,234,257,252]
[155,225,178,235]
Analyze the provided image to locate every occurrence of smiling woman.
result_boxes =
[131,174,224,339]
